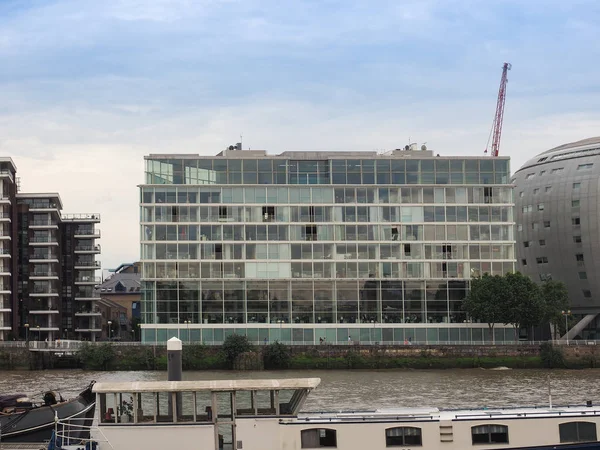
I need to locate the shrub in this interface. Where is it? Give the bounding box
[263,341,291,370]
[540,342,566,368]
[78,343,115,370]
[222,334,252,368]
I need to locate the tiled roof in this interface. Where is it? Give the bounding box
[95,272,141,294]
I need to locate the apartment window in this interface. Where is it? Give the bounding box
[522,205,533,213]
[385,427,422,447]
[539,273,552,282]
[539,239,546,246]
[545,186,552,192]
[525,173,535,179]
[574,236,582,243]
[572,217,581,226]
[532,222,539,230]
[577,163,593,170]
[517,224,523,232]
[559,422,597,443]
[536,257,548,264]
[579,272,588,280]
[533,188,539,195]
[583,290,592,298]
[537,203,544,211]
[572,200,580,208]
[523,241,530,248]
[544,221,551,228]
[540,170,546,175]
[519,191,524,198]
[576,254,584,262]
[551,167,564,174]
[472,425,509,445]
[301,429,337,448]
[573,182,581,190]
[521,259,527,266]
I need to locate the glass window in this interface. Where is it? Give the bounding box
[559,422,597,443]
[301,429,337,448]
[471,425,508,445]
[385,427,422,447]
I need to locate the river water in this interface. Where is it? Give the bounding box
[1,369,599,410]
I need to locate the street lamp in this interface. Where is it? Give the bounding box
[561,310,572,345]
[184,320,191,344]
[24,323,29,345]
[107,320,112,341]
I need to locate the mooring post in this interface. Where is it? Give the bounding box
[167,337,183,419]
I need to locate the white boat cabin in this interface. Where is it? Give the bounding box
[91,378,600,450]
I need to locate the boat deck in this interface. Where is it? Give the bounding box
[0,444,47,450]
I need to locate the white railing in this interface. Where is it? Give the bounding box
[52,416,113,450]
[61,213,101,221]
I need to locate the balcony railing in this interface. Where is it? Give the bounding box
[32,288,59,294]
[75,245,101,252]
[31,220,58,226]
[0,249,11,255]
[31,254,58,260]
[0,196,10,202]
[0,170,14,181]
[31,271,58,277]
[31,237,57,243]
[0,213,10,219]
[74,229,101,237]
[75,276,101,284]
[61,213,100,221]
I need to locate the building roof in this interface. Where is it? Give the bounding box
[96,272,141,294]
[93,378,321,394]
[16,192,63,209]
[516,136,600,172]
[539,136,600,155]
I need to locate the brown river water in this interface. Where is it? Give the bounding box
[0,369,599,411]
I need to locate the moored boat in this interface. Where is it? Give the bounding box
[0,381,96,443]
[63,378,600,450]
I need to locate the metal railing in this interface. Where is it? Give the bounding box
[31,271,59,277]
[61,213,100,221]
[75,276,102,283]
[75,260,101,268]
[74,229,101,237]
[31,220,58,226]
[75,244,101,252]
[31,236,57,243]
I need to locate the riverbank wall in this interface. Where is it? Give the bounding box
[2,343,600,371]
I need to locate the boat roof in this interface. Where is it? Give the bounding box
[93,378,321,394]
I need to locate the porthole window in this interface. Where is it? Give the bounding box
[471,424,508,445]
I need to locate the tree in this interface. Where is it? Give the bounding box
[541,280,570,339]
[263,341,291,370]
[463,274,511,342]
[504,272,544,339]
[222,334,252,368]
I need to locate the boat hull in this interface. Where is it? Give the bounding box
[0,383,95,443]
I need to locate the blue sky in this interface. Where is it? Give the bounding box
[1,0,599,268]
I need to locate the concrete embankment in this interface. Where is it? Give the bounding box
[1,343,599,370]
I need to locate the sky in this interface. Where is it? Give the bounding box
[1,0,600,270]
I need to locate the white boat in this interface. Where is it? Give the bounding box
[50,378,600,450]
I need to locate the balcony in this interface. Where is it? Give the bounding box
[0,196,10,205]
[75,328,102,333]
[74,229,101,239]
[75,310,102,317]
[30,254,59,263]
[74,292,97,300]
[29,236,59,246]
[75,276,101,285]
[30,287,59,297]
[0,287,11,294]
[0,249,11,258]
[74,245,101,254]
[29,203,60,213]
[30,220,59,229]
[0,170,14,182]
[61,213,100,223]
[0,302,11,313]
[74,260,101,270]
[29,271,59,280]
[0,266,10,276]
[29,309,59,315]
[0,213,10,222]
[0,232,11,240]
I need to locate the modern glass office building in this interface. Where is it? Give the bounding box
[139,146,516,344]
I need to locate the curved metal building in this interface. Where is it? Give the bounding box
[514,137,600,338]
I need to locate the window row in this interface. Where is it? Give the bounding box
[142,224,513,244]
[146,158,510,186]
[141,186,513,205]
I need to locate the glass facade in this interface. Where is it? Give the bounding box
[140,151,516,344]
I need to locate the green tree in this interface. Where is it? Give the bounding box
[263,341,291,370]
[463,274,510,342]
[505,272,544,339]
[222,334,252,368]
[78,343,115,370]
[541,280,570,339]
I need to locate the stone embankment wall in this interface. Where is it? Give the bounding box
[0,343,598,370]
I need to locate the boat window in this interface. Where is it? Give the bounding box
[254,390,276,415]
[195,391,213,422]
[278,389,295,416]
[385,427,422,447]
[235,390,255,416]
[135,392,156,423]
[216,392,233,421]
[559,422,597,443]
[177,392,195,423]
[471,425,508,444]
[99,393,134,424]
[301,428,337,448]
[157,392,173,422]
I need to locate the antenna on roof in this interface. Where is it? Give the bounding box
[240,134,243,150]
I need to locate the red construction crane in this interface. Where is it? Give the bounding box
[484,62,512,157]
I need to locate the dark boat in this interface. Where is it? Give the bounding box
[0,381,95,443]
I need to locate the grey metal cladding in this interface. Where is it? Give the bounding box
[514,137,600,313]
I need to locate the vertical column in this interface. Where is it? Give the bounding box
[167,337,182,418]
